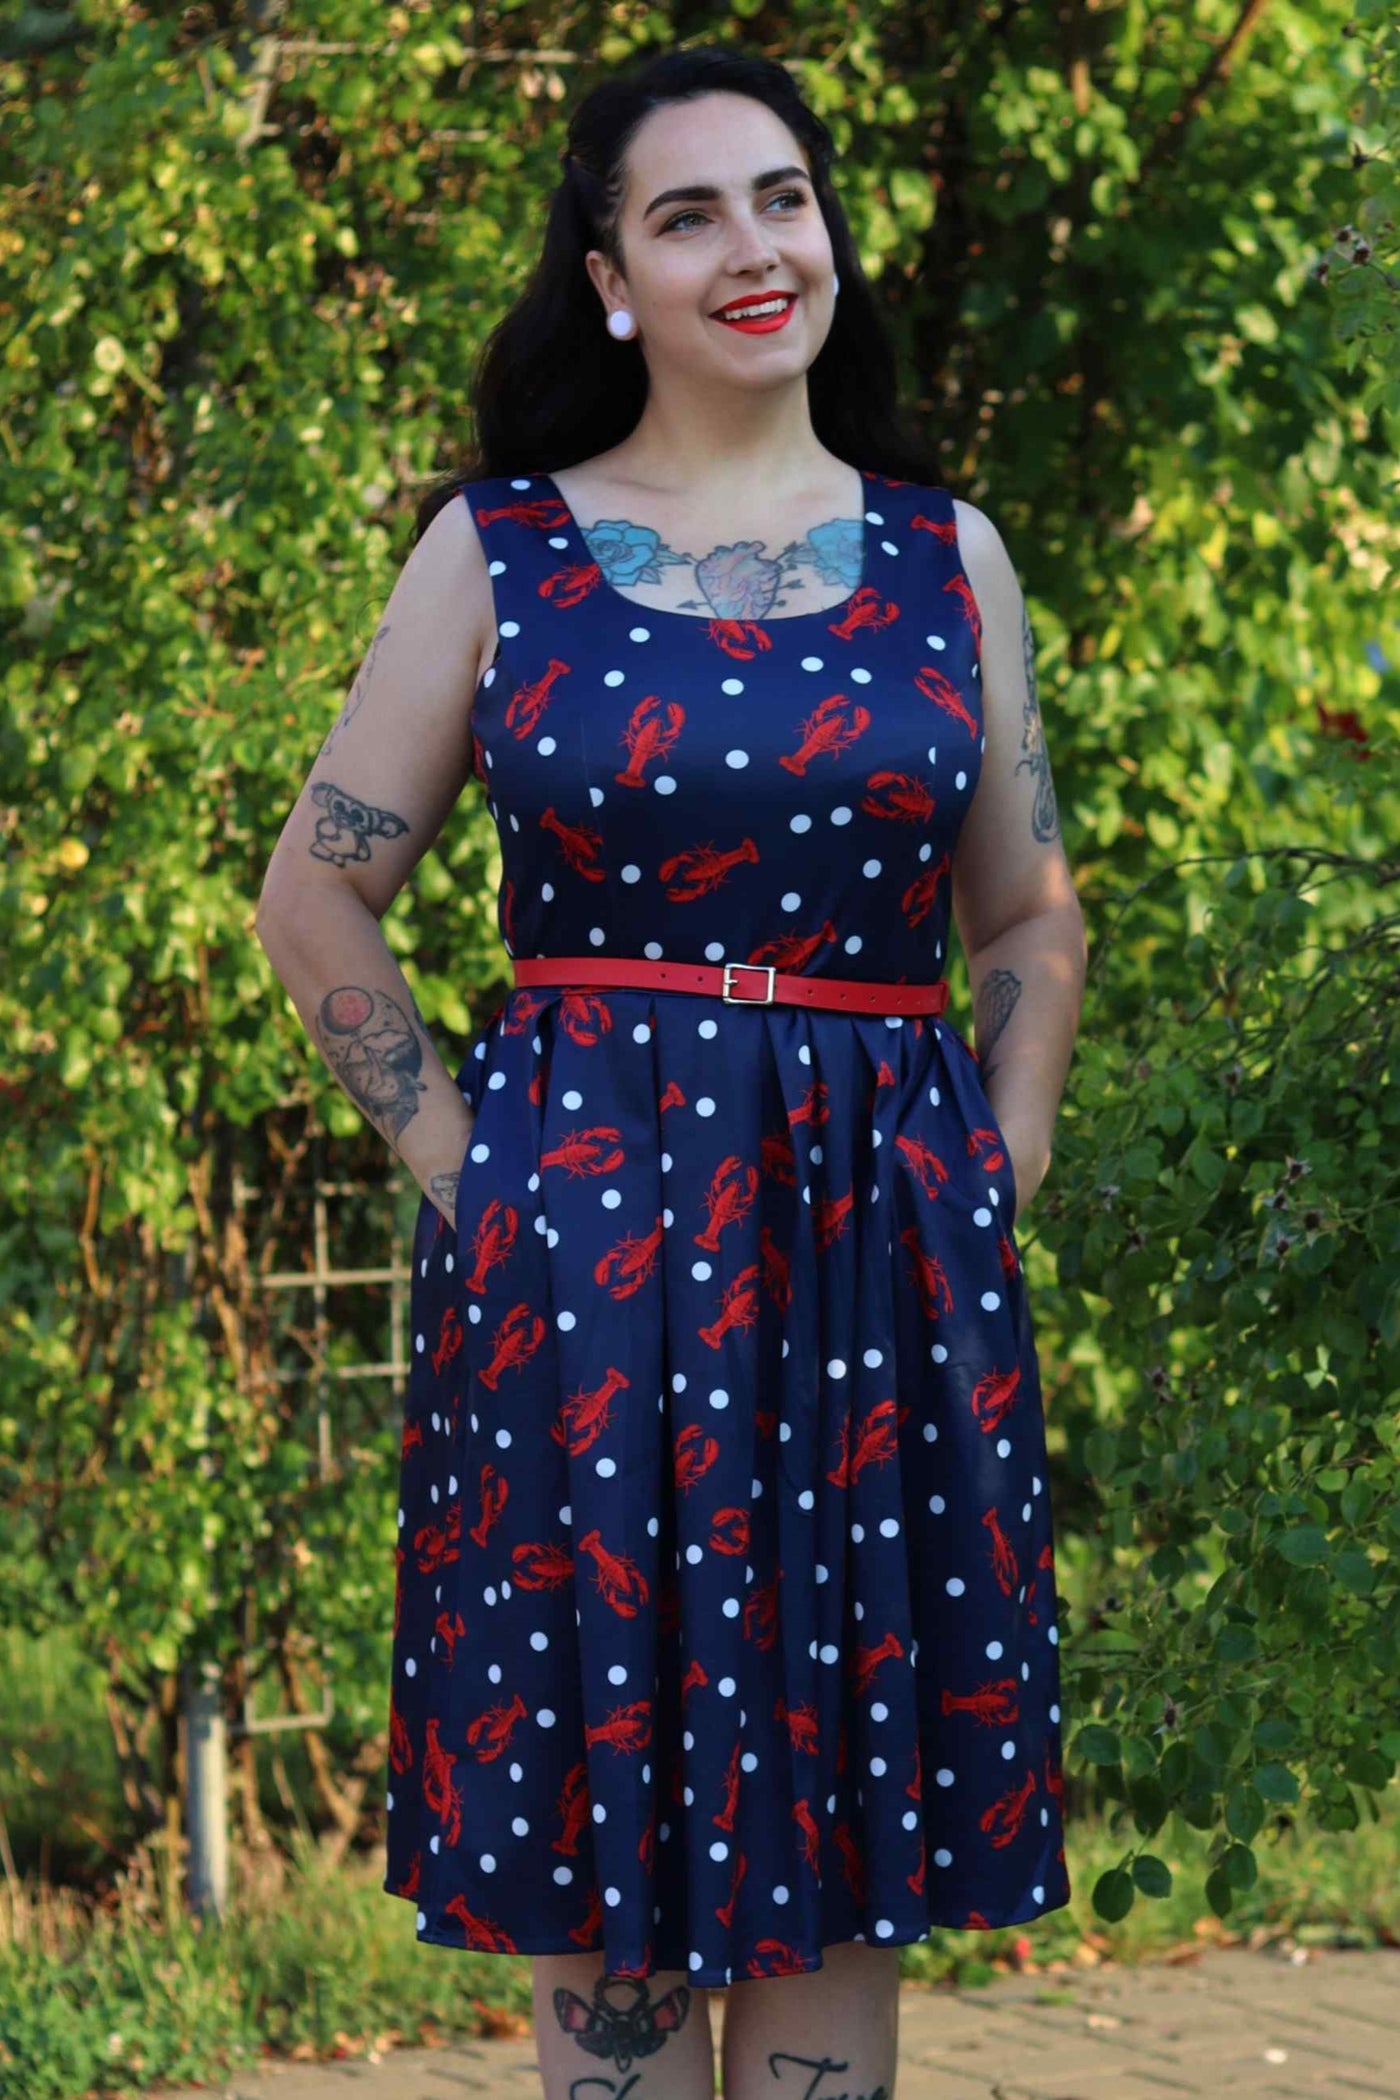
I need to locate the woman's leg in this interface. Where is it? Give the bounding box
[719,1940,900,2100]
[531,1950,717,2099]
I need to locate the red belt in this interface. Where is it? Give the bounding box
[511,954,950,1016]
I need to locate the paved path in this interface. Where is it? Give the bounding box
[154,1945,1399,2098]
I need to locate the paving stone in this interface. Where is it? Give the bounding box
[148,1947,1400,2100]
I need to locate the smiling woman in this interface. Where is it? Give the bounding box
[256,39,1086,2100]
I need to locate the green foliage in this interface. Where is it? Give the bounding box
[0,0,1396,1939]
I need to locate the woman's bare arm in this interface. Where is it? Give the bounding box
[950,499,1088,1219]
[254,490,496,1225]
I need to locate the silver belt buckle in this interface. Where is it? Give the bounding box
[721,962,777,1005]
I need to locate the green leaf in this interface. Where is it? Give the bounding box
[1076,1725,1123,1766]
[1131,1853,1173,1897]
[1225,1782,1265,1841]
[1275,1525,1331,1567]
[1092,1869,1136,1922]
[1252,1762,1300,1804]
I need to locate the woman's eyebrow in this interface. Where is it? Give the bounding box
[642,165,810,221]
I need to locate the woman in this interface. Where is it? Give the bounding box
[257,43,1087,2100]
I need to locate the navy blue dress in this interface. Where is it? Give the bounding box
[383,468,1071,1986]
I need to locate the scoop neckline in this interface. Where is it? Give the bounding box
[534,465,873,626]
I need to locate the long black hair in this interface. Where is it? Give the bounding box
[412,44,946,546]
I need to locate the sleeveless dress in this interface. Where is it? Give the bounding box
[382,467,1072,1986]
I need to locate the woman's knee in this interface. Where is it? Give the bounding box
[530,1951,715,2099]
[719,1940,900,2100]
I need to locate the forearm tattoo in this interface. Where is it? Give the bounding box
[553,1973,693,2094]
[975,967,1021,1089]
[428,1164,461,1216]
[313,984,427,1143]
[318,620,391,759]
[308,780,409,867]
[1015,604,1061,844]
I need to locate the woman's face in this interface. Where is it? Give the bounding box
[586,91,837,388]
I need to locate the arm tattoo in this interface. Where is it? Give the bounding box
[313,984,426,1143]
[318,620,391,759]
[975,966,1021,1089]
[553,1973,693,2092]
[1015,604,1061,844]
[428,1167,461,1217]
[580,511,863,621]
[308,780,409,867]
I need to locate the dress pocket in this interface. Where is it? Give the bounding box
[943,1023,1018,1231]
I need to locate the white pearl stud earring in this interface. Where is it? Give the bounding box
[833,271,840,295]
[607,308,636,339]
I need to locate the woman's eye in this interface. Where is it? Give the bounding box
[661,191,805,234]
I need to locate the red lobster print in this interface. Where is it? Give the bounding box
[468,1462,508,1548]
[848,1397,901,1484]
[709,1505,750,1556]
[813,1183,856,1251]
[463,1197,518,1295]
[433,1606,467,1665]
[751,921,839,975]
[658,836,759,902]
[827,583,900,642]
[616,693,685,785]
[969,1125,1007,1174]
[576,1527,650,1618]
[969,1364,1022,1434]
[944,569,983,653]
[761,1129,797,1184]
[556,990,617,1046]
[388,1847,421,1898]
[540,805,607,882]
[778,692,871,776]
[551,1366,630,1457]
[909,506,957,547]
[982,1505,1019,1595]
[849,1628,905,1696]
[775,1698,819,1756]
[744,1571,782,1649]
[674,1421,720,1492]
[901,1227,954,1319]
[553,1760,591,1855]
[792,1797,822,1871]
[431,1302,464,1377]
[569,1885,605,1951]
[585,1699,653,1752]
[862,770,936,825]
[902,852,951,928]
[512,1537,575,1590]
[465,1689,528,1761]
[980,1768,1037,1849]
[832,1821,867,1906]
[915,661,979,740]
[699,1263,762,1348]
[479,1300,547,1390]
[895,1132,950,1201]
[787,1078,832,1132]
[503,656,569,740]
[422,1716,463,1846]
[743,1939,812,1978]
[940,1678,1020,1727]
[1000,1231,1020,1279]
[694,1154,759,1250]
[714,1739,743,1832]
[442,1893,519,1954]
[401,1419,423,1458]
[702,618,777,661]
[715,1848,747,1928]
[541,1124,626,1178]
[388,1692,413,1775]
[594,1215,665,1298]
[759,1224,793,1309]
[681,1657,710,1702]
[414,1500,462,1576]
